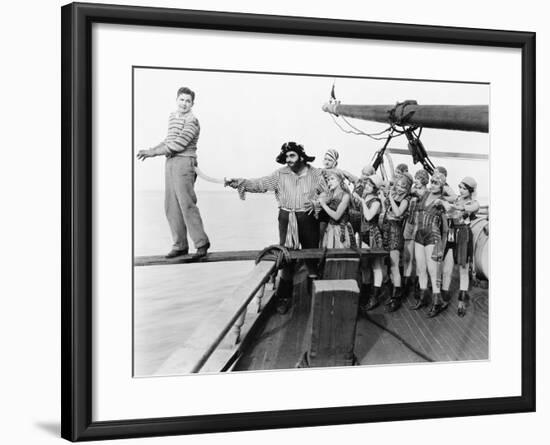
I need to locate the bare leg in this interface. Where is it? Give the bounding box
[372,258,383,287]
[457,265,470,316]
[389,250,401,287]
[425,244,441,294]
[318,221,328,247]
[410,243,428,310]
[459,265,469,290]
[442,249,454,291]
[414,242,428,290]
[402,240,415,278]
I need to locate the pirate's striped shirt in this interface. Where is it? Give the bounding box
[238,165,327,210]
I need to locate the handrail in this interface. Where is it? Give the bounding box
[189,261,276,373]
[143,248,389,374]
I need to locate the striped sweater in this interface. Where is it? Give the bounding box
[152,111,200,157]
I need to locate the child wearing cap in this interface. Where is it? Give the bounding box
[440,176,480,317]
[353,175,384,314]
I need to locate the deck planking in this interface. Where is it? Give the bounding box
[233,266,488,371]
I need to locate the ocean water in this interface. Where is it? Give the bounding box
[134,190,280,376]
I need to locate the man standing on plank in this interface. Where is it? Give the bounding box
[225,141,327,314]
[137,87,210,259]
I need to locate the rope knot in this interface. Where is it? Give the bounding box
[388,100,418,126]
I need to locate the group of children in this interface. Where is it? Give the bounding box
[316,149,480,319]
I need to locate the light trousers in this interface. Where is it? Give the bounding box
[165,156,209,251]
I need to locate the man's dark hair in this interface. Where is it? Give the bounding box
[177,87,195,102]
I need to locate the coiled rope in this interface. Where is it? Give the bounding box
[255,245,291,270]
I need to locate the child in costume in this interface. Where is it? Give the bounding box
[380,173,413,312]
[410,172,449,318]
[353,174,384,314]
[440,176,480,317]
[402,169,430,302]
[318,169,356,249]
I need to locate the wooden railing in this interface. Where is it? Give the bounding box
[135,248,387,266]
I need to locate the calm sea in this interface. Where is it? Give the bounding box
[134,190,280,376]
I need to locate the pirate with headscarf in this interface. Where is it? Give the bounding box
[225,142,327,314]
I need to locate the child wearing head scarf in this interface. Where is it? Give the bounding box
[322,148,339,169]
[440,176,480,317]
[380,173,413,312]
[318,169,356,248]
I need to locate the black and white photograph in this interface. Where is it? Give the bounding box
[133,67,490,377]
[2,0,546,443]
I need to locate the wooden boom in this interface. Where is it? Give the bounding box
[135,248,387,267]
[322,102,489,133]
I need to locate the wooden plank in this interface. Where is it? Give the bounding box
[425,316,454,362]
[402,303,440,360]
[233,266,488,371]
[446,311,484,360]
[355,316,426,365]
[135,248,387,267]
[429,308,463,361]
[234,265,313,370]
[323,258,360,281]
[154,261,276,374]
[301,280,360,367]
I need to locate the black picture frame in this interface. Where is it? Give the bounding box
[61,2,536,441]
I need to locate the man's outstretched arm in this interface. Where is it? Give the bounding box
[225,171,279,197]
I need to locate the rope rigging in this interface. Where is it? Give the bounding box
[328,84,437,176]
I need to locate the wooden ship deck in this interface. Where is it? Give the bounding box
[233,264,488,371]
[136,248,489,375]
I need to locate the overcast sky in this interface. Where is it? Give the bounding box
[134,67,489,200]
